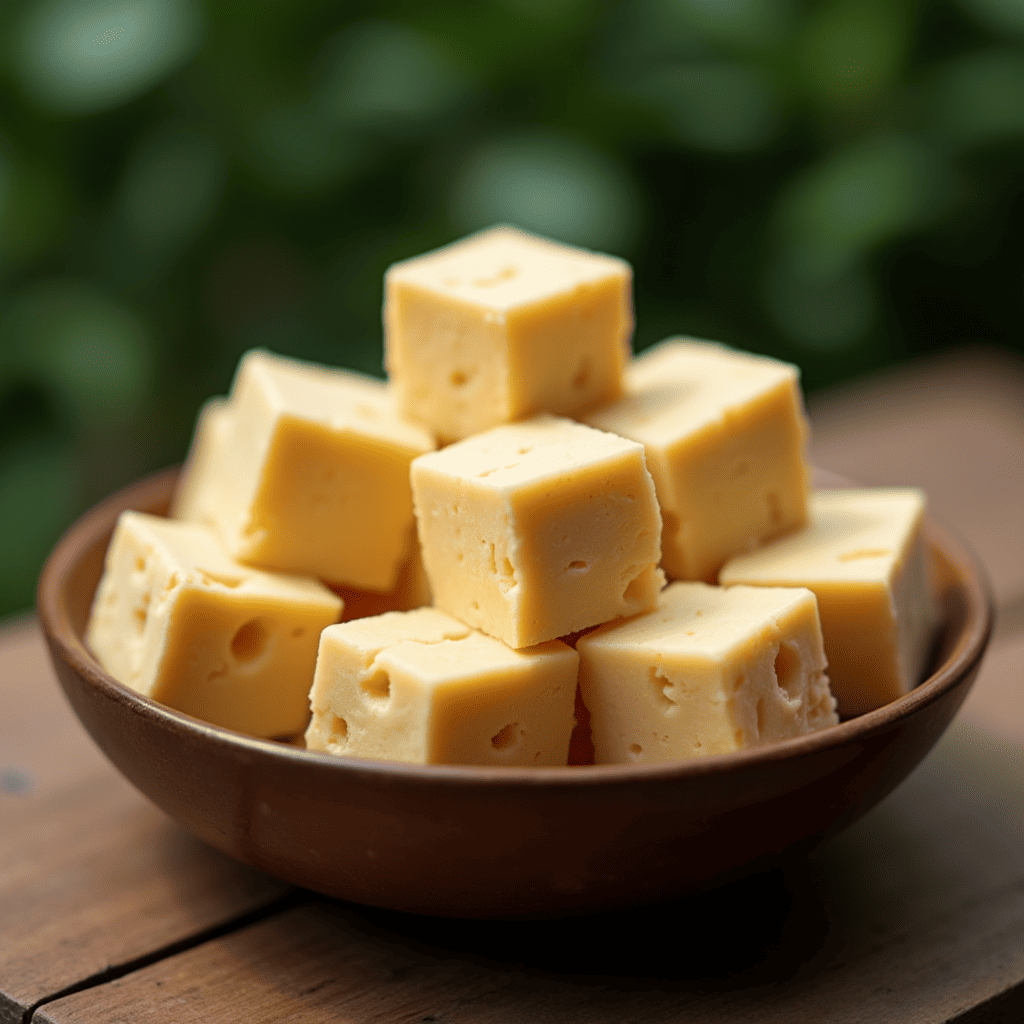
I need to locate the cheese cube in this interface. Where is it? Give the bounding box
[583,338,810,582]
[305,608,579,766]
[384,226,633,442]
[719,489,938,717]
[86,511,342,738]
[332,535,433,622]
[411,415,664,649]
[175,349,436,592]
[577,582,837,764]
[170,396,233,526]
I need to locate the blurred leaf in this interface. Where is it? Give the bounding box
[775,135,947,267]
[1,281,155,428]
[661,0,793,50]
[493,0,594,22]
[0,436,75,616]
[954,0,1024,38]
[108,128,223,278]
[799,0,909,110]
[924,49,1024,148]
[318,21,473,137]
[450,129,640,253]
[767,248,875,350]
[246,102,365,196]
[639,61,780,152]
[12,0,205,116]
[0,140,69,276]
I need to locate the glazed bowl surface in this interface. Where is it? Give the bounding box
[37,468,993,917]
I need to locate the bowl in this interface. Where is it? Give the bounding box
[37,467,994,918]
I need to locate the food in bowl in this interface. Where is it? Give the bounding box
[83,225,939,765]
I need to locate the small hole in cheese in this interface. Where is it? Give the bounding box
[567,560,587,572]
[450,370,468,387]
[622,570,649,605]
[328,715,348,745]
[231,619,268,663]
[491,723,519,750]
[135,556,146,573]
[651,668,676,711]
[774,642,802,700]
[628,743,642,758]
[361,669,391,702]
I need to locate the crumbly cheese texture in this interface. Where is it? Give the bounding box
[384,226,633,442]
[411,415,664,649]
[719,489,938,717]
[583,338,810,582]
[305,607,579,766]
[577,582,837,764]
[173,349,436,592]
[86,511,342,738]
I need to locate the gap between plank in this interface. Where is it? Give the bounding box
[22,889,305,1024]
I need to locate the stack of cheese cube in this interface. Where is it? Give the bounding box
[86,226,938,767]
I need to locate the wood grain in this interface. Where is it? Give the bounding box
[0,620,289,1024]
[34,716,1024,1023]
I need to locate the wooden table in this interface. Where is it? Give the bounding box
[2,346,1022,1023]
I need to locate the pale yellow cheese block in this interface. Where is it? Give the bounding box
[331,527,433,622]
[577,581,837,764]
[384,225,633,442]
[305,608,579,766]
[170,396,232,526]
[86,511,342,738]
[719,489,938,717]
[174,349,436,592]
[411,414,664,649]
[583,338,810,583]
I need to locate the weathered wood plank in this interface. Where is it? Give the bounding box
[0,620,289,1024]
[808,345,1024,610]
[34,713,1024,1024]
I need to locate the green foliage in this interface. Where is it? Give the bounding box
[0,0,1021,615]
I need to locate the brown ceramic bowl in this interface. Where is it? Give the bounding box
[38,467,993,918]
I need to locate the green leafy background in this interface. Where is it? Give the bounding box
[1,0,1021,616]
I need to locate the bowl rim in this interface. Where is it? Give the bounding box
[37,465,996,791]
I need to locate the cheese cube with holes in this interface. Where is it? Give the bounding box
[174,349,436,592]
[577,582,837,764]
[384,226,633,443]
[583,338,810,583]
[410,415,664,649]
[305,608,579,766]
[86,511,342,738]
[719,489,938,717]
